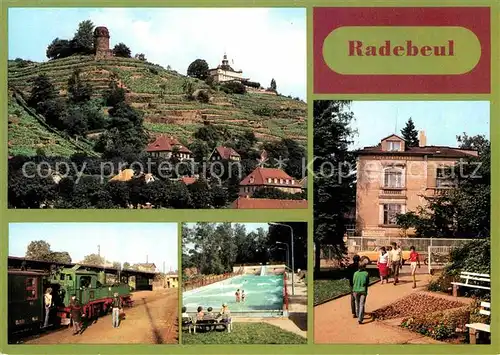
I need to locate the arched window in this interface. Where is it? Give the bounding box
[383,167,403,188]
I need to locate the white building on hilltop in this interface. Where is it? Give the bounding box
[208,53,250,83]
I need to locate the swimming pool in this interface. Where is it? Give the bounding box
[183,274,285,317]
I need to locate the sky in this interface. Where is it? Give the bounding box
[9,223,178,272]
[349,101,490,149]
[8,8,307,100]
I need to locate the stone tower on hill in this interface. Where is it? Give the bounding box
[93,26,113,59]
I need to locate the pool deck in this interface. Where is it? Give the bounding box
[261,274,308,338]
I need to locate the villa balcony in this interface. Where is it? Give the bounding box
[379,187,406,199]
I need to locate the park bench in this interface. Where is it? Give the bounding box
[450,272,490,297]
[181,316,195,334]
[465,302,491,344]
[191,317,233,333]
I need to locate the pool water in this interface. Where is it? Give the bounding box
[183,274,284,316]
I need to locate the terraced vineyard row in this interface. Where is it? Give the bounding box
[8,55,307,152]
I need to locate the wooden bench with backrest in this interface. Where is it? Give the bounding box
[181,316,195,333]
[450,271,490,297]
[465,302,490,344]
[192,315,233,333]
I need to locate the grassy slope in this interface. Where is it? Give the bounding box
[8,93,87,157]
[8,56,307,149]
[182,322,306,344]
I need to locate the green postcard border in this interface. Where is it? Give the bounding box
[1,0,499,354]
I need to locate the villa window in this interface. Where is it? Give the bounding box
[383,204,402,225]
[384,168,403,188]
[387,141,401,152]
[274,178,278,183]
[436,167,457,188]
[267,178,272,183]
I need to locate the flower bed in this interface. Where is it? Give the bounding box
[372,293,464,321]
[400,306,470,341]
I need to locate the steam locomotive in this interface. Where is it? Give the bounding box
[8,264,134,335]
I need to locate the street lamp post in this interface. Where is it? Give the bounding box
[269,223,295,296]
[276,241,290,270]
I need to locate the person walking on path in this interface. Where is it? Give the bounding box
[389,242,402,285]
[409,246,421,288]
[377,247,389,284]
[111,292,122,328]
[352,261,370,324]
[43,288,53,328]
[69,295,83,335]
[347,255,361,318]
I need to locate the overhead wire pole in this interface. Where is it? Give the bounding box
[269,223,295,295]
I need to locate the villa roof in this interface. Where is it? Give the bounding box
[239,167,299,187]
[230,197,308,209]
[357,145,479,158]
[213,146,240,159]
[179,176,197,185]
[146,135,192,153]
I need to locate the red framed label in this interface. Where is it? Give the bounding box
[313,7,490,94]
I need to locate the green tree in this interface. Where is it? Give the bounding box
[83,253,106,266]
[63,106,89,136]
[270,78,277,92]
[123,262,131,269]
[400,117,419,148]
[25,240,52,260]
[46,38,73,60]
[396,134,490,238]
[49,251,72,264]
[68,68,93,103]
[113,43,132,58]
[188,178,212,208]
[252,187,305,200]
[134,53,146,61]
[187,59,209,80]
[72,20,95,53]
[112,261,121,270]
[263,138,306,179]
[105,80,126,107]
[28,74,57,107]
[313,101,357,273]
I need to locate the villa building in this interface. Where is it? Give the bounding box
[209,146,241,161]
[239,167,303,196]
[145,135,192,160]
[208,53,249,83]
[355,132,478,237]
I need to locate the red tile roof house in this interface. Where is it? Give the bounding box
[209,146,241,161]
[239,167,303,196]
[145,135,192,160]
[231,196,308,209]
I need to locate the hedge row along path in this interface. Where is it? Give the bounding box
[314,268,443,344]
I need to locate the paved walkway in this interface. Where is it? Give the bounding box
[314,272,441,344]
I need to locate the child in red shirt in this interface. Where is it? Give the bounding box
[409,246,421,288]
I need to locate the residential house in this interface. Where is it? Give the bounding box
[146,135,192,160]
[208,53,249,83]
[209,146,241,161]
[239,167,303,196]
[355,131,478,237]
